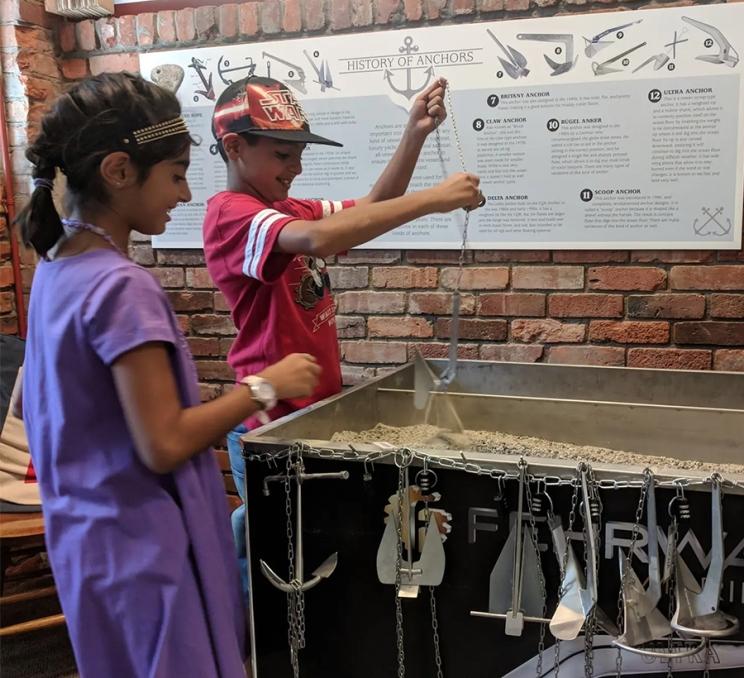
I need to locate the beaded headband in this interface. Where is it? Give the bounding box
[123,116,189,146]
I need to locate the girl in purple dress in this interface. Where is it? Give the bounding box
[14,72,320,677]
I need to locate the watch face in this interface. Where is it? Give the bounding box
[255,380,273,400]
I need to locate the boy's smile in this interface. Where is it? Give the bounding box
[227,135,306,204]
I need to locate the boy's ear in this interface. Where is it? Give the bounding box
[220,133,243,160]
[99,151,138,189]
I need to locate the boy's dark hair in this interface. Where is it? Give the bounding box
[15,72,194,257]
[215,131,259,163]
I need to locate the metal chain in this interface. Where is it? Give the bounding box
[284,448,304,678]
[615,469,652,678]
[525,478,548,678]
[665,513,678,678]
[584,467,603,678]
[394,455,408,678]
[248,443,732,493]
[703,638,711,678]
[429,586,444,678]
[553,473,581,678]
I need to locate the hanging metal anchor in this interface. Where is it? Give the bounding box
[549,465,618,640]
[681,16,739,68]
[261,52,307,93]
[670,476,740,638]
[614,473,676,652]
[260,459,349,593]
[470,459,547,636]
[376,455,450,598]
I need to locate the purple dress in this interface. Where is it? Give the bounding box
[22,250,246,677]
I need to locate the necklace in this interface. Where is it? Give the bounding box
[61,218,128,258]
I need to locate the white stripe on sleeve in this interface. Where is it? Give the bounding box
[243,209,283,278]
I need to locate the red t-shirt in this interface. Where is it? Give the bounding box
[202,191,354,428]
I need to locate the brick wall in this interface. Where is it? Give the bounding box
[9,0,744,392]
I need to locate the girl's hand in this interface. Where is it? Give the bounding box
[407,77,448,138]
[428,172,483,213]
[257,353,322,400]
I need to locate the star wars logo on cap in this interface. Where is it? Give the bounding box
[258,88,308,129]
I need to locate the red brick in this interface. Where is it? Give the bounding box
[200,383,223,401]
[479,293,545,317]
[283,0,302,31]
[191,314,236,336]
[129,244,155,266]
[553,250,628,264]
[372,266,437,288]
[58,20,76,52]
[718,250,744,263]
[75,20,96,51]
[475,250,549,263]
[478,0,505,9]
[261,0,281,33]
[407,342,479,360]
[336,291,405,314]
[547,346,625,366]
[187,337,222,356]
[407,250,472,264]
[589,267,666,292]
[341,340,407,364]
[89,53,139,76]
[135,13,155,46]
[441,267,508,290]
[548,294,623,318]
[166,291,213,312]
[403,0,423,20]
[157,10,176,42]
[238,2,259,35]
[175,8,195,41]
[213,292,230,312]
[336,315,366,338]
[670,266,744,291]
[513,266,583,290]
[673,322,744,346]
[453,0,474,13]
[330,0,353,28]
[195,360,235,381]
[714,349,744,372]
[338,249,400,264]
[505,0,529,9]
[186,268,215,289]
[480,343,543,362]
[149,267,184,288]
[627,294,705,320]
[175,315,190,334]
[631,250,715,264]
[61,59,88,80]
[589,320,669,344]
[710,294,744,319]
[436,318,507,340]
[627,348,711,371]
[368,316,432,338]
[0,291,14,313]
[194,6,217,40]
[375,0,399,23]
[95,17,116,49]
[424,0,446,19]
[302,0,325,29]
[219,338,234,354]
[1,317,19,335]
[0,266,14,288]
[218,4,238,38]
[328,266,368,289]
[511,319,585,343]
[352,0,374,26]
[341,364,376,385]
[118,15,136,47]
[158,251,205,265]
[408,292,475,315]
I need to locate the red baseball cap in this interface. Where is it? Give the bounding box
[212,76,342,147]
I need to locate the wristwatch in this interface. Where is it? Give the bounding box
[240,375,277,425]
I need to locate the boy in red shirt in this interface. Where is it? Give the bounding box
[202,75,482,594]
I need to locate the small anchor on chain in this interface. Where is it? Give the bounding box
[260,458,349,592]
[188,57,215,102]
[384,36,434,100]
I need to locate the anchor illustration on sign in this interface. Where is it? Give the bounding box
[187,57,215,101]
[259,459,349,592]
[693,207,731,236]
[262,52,307,93]
[383,36,434,100]
[303,50,338,92]
[217,55,256,86]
